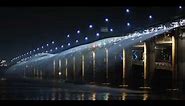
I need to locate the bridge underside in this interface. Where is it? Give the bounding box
[5,26,185,90]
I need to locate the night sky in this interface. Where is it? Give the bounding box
[0,7,185,61]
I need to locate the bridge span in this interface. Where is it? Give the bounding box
[5,18,185,90]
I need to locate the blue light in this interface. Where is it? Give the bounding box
[96,33,100,37]
[85,37,88,40]
[110,28,113,32]
[89,25,93,28]
[127,22,130,26]
[67,34,70,38]
[37,48,39,50]
[41,46,44,49]
[33,50,36,52]
[50,49,52,52]
[76,40,79,43]
[46,44,49,46]
[77,30,80,34]
[52,41,54,44]
[61,45,64,48]
[55,47,58,50]
[105,18,109,22]
[126,9,129,13]
[68,43,70,46]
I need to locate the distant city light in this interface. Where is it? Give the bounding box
[37,48,39,50]
[127,22,130,26]
[105,18,109,22]
[68,43,70,46]
[33,50,36,52]
[179,6,182,9]
[77,30,80,34]
[61,45,64,48]
[41,46,44,49]
[55,47,58,50]
[96,33,100,37]
[126,9,129,13]
[46,44,49,46]
[50,49,52,52]
[110,28,113,32]
[76,40,79,43]
[67,34,70,38]
[89,25,93,28]
[85,37,88,40]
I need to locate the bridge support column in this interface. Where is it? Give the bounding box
[105,48,109,84]
[92,51,96,83]
[81,55,85,81]
[122,48,132,87]
[65,58,68,80]
[172,35,177,89]
[58,59,62,80]
[177,31,185,91]
[120,48,132,87]
[143,40,155,88]
[53,60,56,80]
[73,56,76,81]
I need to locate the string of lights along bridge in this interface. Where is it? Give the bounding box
[11,6,184,64]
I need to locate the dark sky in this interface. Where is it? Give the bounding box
[0,7,185,61]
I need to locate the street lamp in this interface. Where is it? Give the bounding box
[127,22,130,26]
[105,18,109,22]
[96,33,100,37]
[126,9,129,13]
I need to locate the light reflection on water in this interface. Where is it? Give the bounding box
[0,82,185,100]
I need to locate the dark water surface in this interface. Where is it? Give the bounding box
[0,79,185,100]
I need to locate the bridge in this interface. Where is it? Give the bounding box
[5,17,185,90]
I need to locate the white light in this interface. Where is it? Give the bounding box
[77,30,80,34]
[110,28,113,32]
[61,45,64,48]
[67,34,70,38]
[58,72,62,75]
[52,41,54,44]
[127,22,130,26]
[96,33,100,36]
[37,48,39,50]
[50,49,52,52]
[46,44,49,46]
[179,6,182,9]
[55,47,58,50]
[33,50,35,52]
[68,43,70,46]
[85,37,88,40]
[41,46,44,49]
[149,15,152,19]
[126,9,129,13]
[89,25,93,28]
[76,40,79,43]
[105,18,109,22]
